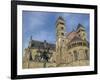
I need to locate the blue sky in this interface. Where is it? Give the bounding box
[22,11,90,49]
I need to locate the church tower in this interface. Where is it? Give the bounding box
[56,16,66,65]
[56,16,65,40]
[76,24,87,40]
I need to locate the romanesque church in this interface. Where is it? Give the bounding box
[23,16,89,68]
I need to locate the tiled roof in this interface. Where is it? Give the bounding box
[66,31,76,40]
[69,36,82,43]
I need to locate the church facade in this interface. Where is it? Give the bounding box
[23,16,89,68]
[55,16,89,66]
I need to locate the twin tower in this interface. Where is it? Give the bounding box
[55,16,88,66]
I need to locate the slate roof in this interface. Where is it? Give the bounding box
[76,23,85,30]
[30,40,55,50]
[58,16,64,21]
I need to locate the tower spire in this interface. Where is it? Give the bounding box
[30,35,32,41]
[29,35,32,48]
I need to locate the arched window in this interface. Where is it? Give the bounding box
[85,50,89,60]
[83,42,86,46]
[73,50,78,61]
[61,27,64,30]
[61,33,64,36]
[79,42,82,46]
[68,52,73,63]
[60,22,64,25]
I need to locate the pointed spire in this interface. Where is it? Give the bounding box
[56,16,65,27]
[76,23,84,30]
[58,16,64,21]
[30,35,32,41]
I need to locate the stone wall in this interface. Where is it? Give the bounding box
[23,61,56,69]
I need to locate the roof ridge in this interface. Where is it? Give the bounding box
[66,30,75,37]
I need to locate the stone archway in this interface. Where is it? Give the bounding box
[78,49,85,60]
[73,50,78,61]
[66,52,73,64]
